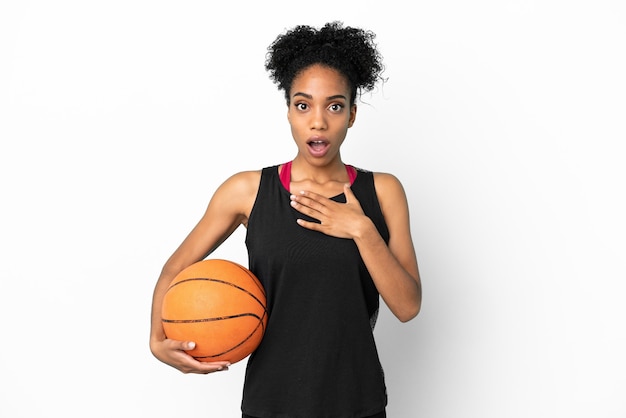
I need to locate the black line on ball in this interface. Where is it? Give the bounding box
[192,314,267,359]
[168,277,267,310]
[162,312,261,323]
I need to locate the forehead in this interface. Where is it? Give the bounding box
[290,65,350,97]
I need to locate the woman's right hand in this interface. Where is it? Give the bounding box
[150,337,231,374]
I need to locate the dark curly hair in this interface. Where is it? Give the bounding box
[265,21,385,105]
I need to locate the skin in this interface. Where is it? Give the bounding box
[149,64,422,375]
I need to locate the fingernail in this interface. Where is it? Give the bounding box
[188,342,195,349]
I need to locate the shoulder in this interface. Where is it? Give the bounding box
[352,168,407,202]
[353,167,402,188]
[215,164,281,198]
[373,172,406,197]
[371,172,410,217]
[209,170,262,217]
[221,170,262,192]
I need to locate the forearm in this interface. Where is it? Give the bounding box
[150,269,174,347]
[353,217,421,322]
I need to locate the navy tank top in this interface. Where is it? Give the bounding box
[242,165,389,418]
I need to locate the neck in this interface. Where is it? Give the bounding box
[290,156,347,184]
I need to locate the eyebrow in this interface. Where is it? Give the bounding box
[292,92,347,101]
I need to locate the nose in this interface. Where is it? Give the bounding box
[310,107,327,130]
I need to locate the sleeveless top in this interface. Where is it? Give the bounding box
[242,164,390,418]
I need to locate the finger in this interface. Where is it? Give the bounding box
[163,338,193,350]
[184,361,231,374]
[292,191,330,211]
[290,195,324,215]
[290,192,315,207]
[343,183,354,200]
[296,218,323,231]
[179,353,232,374]
[195,361,231,373]
[173,340,231,373]
[343,183,360,205]
[168,339,197,351]
[296,190,325,201]
[290,200,322,220]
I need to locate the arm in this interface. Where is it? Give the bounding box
[149,170,260,373]
[359,173,421,321]
[289,173,421,322]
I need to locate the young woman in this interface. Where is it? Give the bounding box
[150,21,422,418]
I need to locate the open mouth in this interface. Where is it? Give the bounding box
[308,140,329,150]
[307,139,330,157]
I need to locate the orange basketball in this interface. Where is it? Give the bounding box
[161,259,267,364]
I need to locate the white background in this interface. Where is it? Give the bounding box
[1,1,625,417]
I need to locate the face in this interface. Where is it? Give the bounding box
[287,64,357,167]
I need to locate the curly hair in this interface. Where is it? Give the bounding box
[265,21,385,105]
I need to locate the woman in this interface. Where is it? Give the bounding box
[150,21,422,418]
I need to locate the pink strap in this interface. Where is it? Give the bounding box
[280,161,356,191]
[346,165,357,184]
[279,161,292,190]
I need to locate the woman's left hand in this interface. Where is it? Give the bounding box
[290,184,370,239]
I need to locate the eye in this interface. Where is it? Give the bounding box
[295,102,308,111]
[329,103,344,112]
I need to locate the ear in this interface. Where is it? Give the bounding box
[348,104,357,128]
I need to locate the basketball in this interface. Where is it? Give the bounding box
[161,259,267,364]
